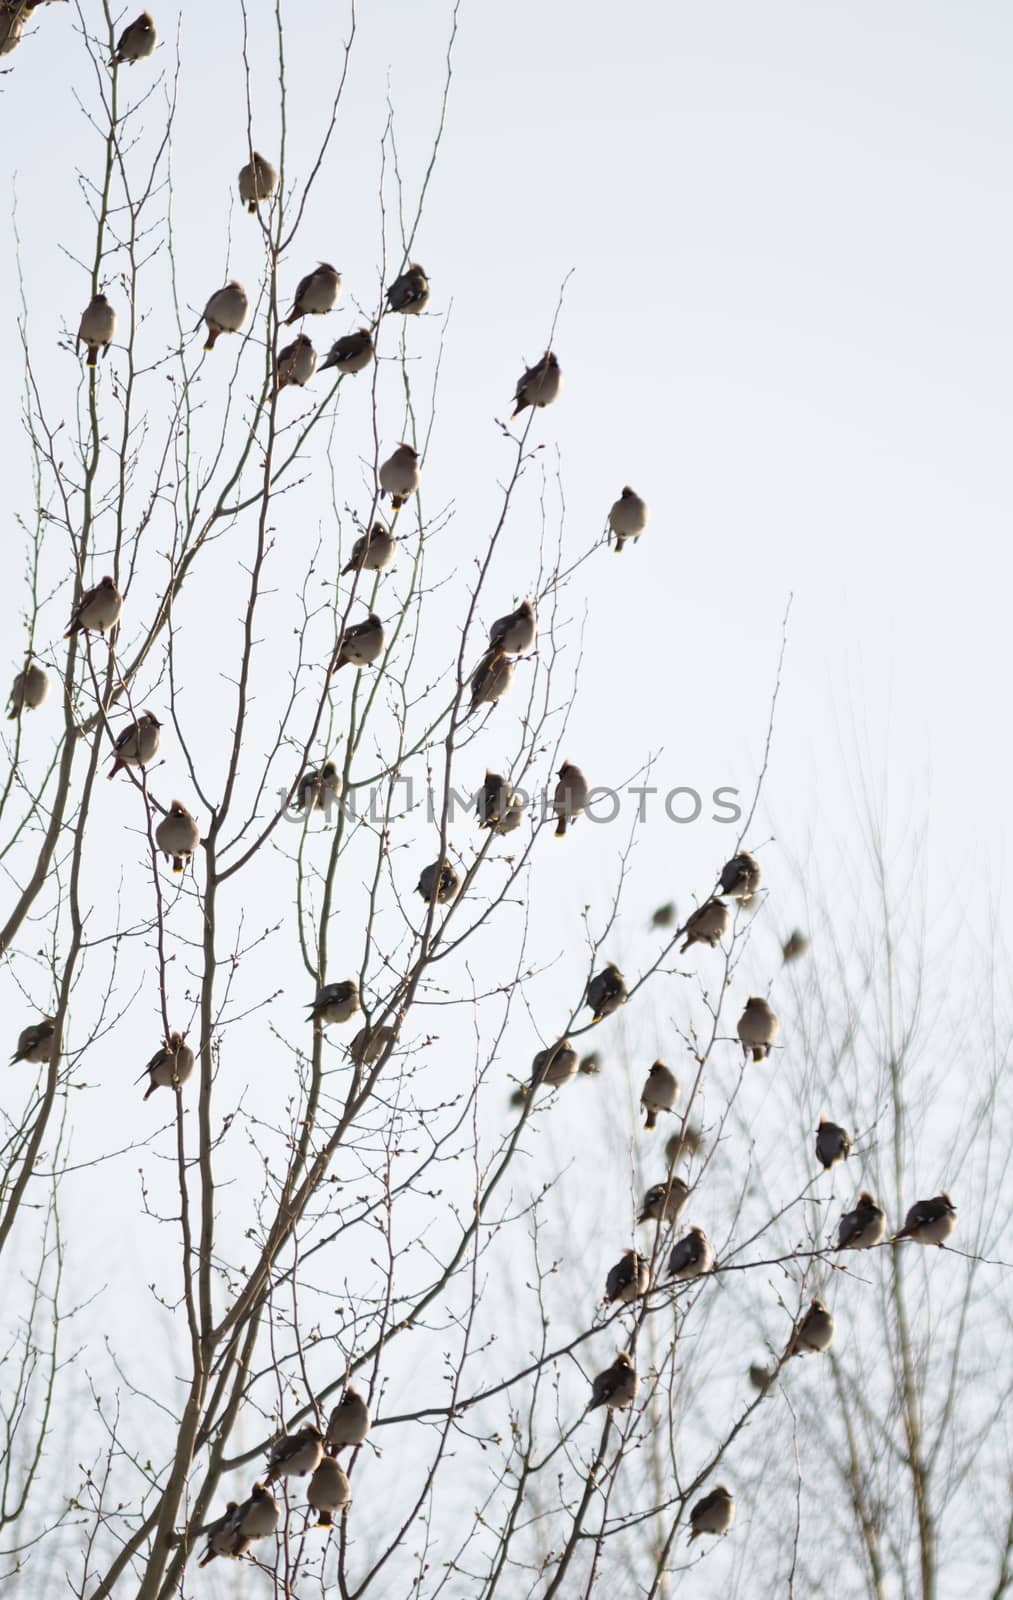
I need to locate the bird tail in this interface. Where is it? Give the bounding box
[87,345,99,368]
[8,708,18,722]
[890,1227,913,1244]
[752,1046,767,1063]
[511,401,527,420]
[687,1529,700,1545]
[247,200,257,214]
[107,762,122,780]
[555,816,566,838]
[615,537,625,554]
[391,494,405,510]
[316,1513,333,1529]
[197,1552,216,1569]
[143,1081,156,1101]
[644,1108,657,1131]
[203,326,220,352]
[283,311,298,326]
[172,856,184,873]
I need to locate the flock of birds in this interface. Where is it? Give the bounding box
[3,2,959,1570]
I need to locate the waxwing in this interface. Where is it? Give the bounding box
[640,1060,679,1130]
[320,327,374,376]
[200,282,248,351]
[638,1175,689,1226]
[687,1485,734,1543]
[8,661,49,719]
[198,1483,279,1564]
[603,1249,649,1306]
[651,902,676,929]
[488,599,536,655]
[348,1023,396,1064]
[782,929,809,963]
[77,293,116,366]
[296,762,342,814]
[511,351,562,418]
[553,762,588,838]
[468,648,514,713]
[0,7,25,54]
[309,981,360,1027]
[307,1458,349,1527]
[719,851,761,901]
[332,614,385,671]
[417,858,459,905]
[326,1386,371,1451]
[378,443,420,509]
[608,486,648,553]
[680,899,729,953]
[341,523,395,577]
[284,263,341,324]
[476,771,513,829]
[275,333,317,390]
[586,963,627,1022]
[892,1193,957,1246]
[530,1039,578,1090]
[238,151,278,213]
[11,1017,55,1066]
[578,1052,601,1075]
[736,997,779,1061]
[668,1226,714,1281]
[65,574,122,637]
[110,11,154,66]
[142,1032,194,1100]
[265,1424,325,1483]
[385,263,429,315]
[815,1116,851,1171]
[787,1297,835,1357]
[836,1192,887,1251]
[107,710,160,779]
[665,1125,703,1166]
[588,1350,639,1412]
[155,800,199,872]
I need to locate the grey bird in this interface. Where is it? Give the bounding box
[417,858,460,905]
[198,1501,242,1567]
[265,1424,325,1483]
[199,1483,279,1564]
[488,599,536,655]
[511,351,562,418]
[200,281,248,351]
[77,293,116,367]
[320,327,374,376]
[891,1193,957,1247]
[530,1039,578,1091]
[782,928,809,963]
[307,1458,350,1527]
[309,981,360,1027]
[326,1385,372,1451]
[378,443,420,509]
[284,263,341,325]
[640,1060,679,1130]
[586,963,627,1022]
[668,1226,714,1281]
[608,486,649,553]
[553,762,589,838]
[385,263,429,315]
[332,614,385,671]
[341,523,395,576]
[638,1175,689,1226]
[275,333,317,391]
[64,574,122,637]
[736,996,779,1061]
[719,851,761,901]
[296,762,342,814]
[588,1350,639,1412]
[815,1115,851,1171]
[665,1125,703,1166]
[687,1485,735,1543]
[155,800,199,872]
[107,710,160,779]
[11,1017,56,1066]
[110,10,155,65]
[476,771,513,830]
[142,1032,194,1100]
[238,151,278,213]
[651,901,676,928]
[787,1297,835,1357]
[348,1023,395,1064]
[680,899,729,953]
[603,1249,649,1306]
[836,1192,887,1251]
[468,647,514,713]
[8,661,49,720]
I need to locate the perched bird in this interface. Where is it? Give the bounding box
[155,800,199,872]
[0,7,25,55]
[77,293,116,367]
[348,1023,395,1064]
[687,1485,735,1544]
[110,11,155,65]
[736,996,779,1061]
[265,1424,325,1483]
[494,798,525,835]
[417,858,460,905]
[284,263,341,324]
[296,762,342,814]
[309,981,360,1027]
[608,486,648,554]
[200,282,248,352]
[638,1175,689,1226]
[603,1249,649,1306]
[588,1350,639,1412]
[65,574,122,637]
[836,1192,887,1251]
[815,1115,851,1171]
[719,851,762,901]
[489,599,536,655]
[651,902,676,929]
[307,1458,350,1527]
[8,661,49,720]
[476,771,513,830]
[11,1017,56,1066]
[326,1386,371,1452]
[378,443,420,509]
[641,1061,679,1130]
[748,1362,773,1393]
[530,1039,578,1091]
[238,151,278,214]
[578,1052,601,1075]
[320,327,374,376]
[511,351,562,418]
[787,1297,835,1357]
[892,1193,957,1247]
[468,648,514,714]
[198,1483,279,1565]
[332,614,385,671]
[680,899,729,953]
[665,1125,703,1166]
[275,334,317,391]
[142,1032,194,1100]
[341,523,395,577]
[107,710,160,779]
[385,263,429,315]
[586,963,628,1022]
[553,762,589,838]
[782,929,810,963]
[668,1226,714,1281]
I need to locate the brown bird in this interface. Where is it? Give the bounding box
[341,523,395,577]
[64,574,122,637]
[275,333,317,391]
[8,660,49,720]
[736,996,779,1061]
[588,1350,639,1412]
[378,443,420,509]
[348,1023,396,1064]
[687,1485,735,1543]
[309,981,360,1027]
[530,1039,578,1091]
[608,486,649,553]
[320,327,374,376]
[284,263,341,325]
[238,151,278,213]
[332,614,385,671]
[296,762,342,814]
[719,851,761,901]
[11,1017,56,1066]
[640,1060,679,1130]
[638,1175,689,1226]
[667,1226,714,1281]
[786,1297,835,1357]
[416,858,460,906]
[110,11,155,66]
[197,1483,279,1565]
[141,1033,195,1100]
[586,963,627,1021]
[265,1424,325,1483]
[782,928,809,963]
[325,1386,372,1452]
[815,1115,851,1171]
[154,800,199,872]
[385,263,429,315]
[665,1125,703,1166]
[199,281,248,351]
[553,761,589,838]
[680,899,729,953]
[468,647,514,714]
[307,1458,350,1528]
[488,599,536,655]
[511,351,562,418]
[651,901,676,929]
[603,1249,649,1306]
[77,293,117,367]
[106,710,160,779]
[836,1192,887,1251]
[891,1193,957,1247]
